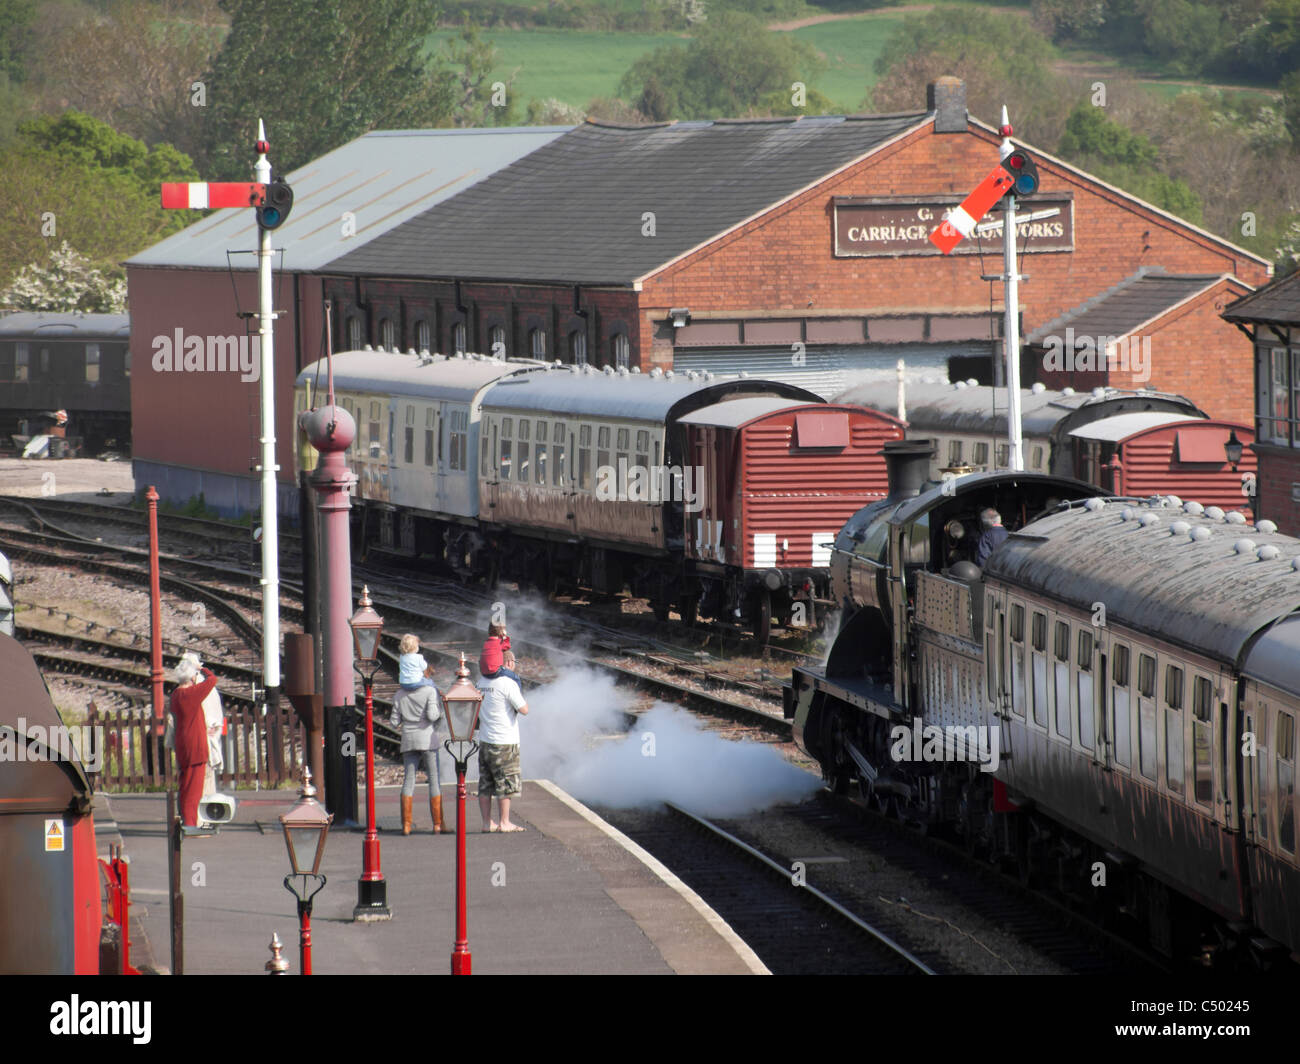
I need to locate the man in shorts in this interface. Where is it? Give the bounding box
[476,651,529,832]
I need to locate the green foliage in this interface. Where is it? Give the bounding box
[0,241,127,313]
[873,5,1057,78]
[0,112,200,290]
[1057,103,1202,222]
[618,10,824,119]
[201,0,456,177]
[0,0,37,82]
[442,19,522,127]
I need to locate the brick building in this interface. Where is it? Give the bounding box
[128,78,1269,516]
[1223,270,1300,533]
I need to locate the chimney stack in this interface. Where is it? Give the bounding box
[927,77,967,134]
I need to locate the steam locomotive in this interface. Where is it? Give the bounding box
[787,441,1299,966]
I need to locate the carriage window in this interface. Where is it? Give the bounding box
[995,443,1009,467]
[1111,644,1131,768]
[1011,604,1024,643]
[554,422,567,487]
[481,432,491,476]
[1193,676,1213,805]
[1030,611,1047,727]
[1278,711,1295,853]
[86,343,100,384]
[368,401,381,451]
[1054,621,1071,739]
[1077,629,1094,750]
[948,440,963,466]
[579,424,592,490]
[404,426,414,464]
[1137,653,1155,698]
[425,417,435,467]
[516,420,531,483]
[972,442,989,466]
[1165,665,1184,710]
[596,425,611,473]
[635,429,649,461]
[535,422,548,484]
[14,343,28,381]
[1032,445,1045,470]
[500,417,513,480]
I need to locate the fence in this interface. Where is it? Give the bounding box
[86,704,305,791]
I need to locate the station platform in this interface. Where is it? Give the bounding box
[96,781,766,976]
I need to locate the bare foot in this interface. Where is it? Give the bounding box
[498,823,525,833]
[482,821,499,833]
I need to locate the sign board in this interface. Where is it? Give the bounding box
[834,196,1074,257]
[45,818,65,852]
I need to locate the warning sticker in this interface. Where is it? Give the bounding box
[45,818,65,852]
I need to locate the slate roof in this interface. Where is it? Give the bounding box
[1025,267,1230,345]
[127,126,571,271]
[1222,267,1300,326]
[0,312,129,338]
[326,113,930,285]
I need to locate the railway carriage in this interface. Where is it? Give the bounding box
[679,398,905,640]
[789,441,1300,964]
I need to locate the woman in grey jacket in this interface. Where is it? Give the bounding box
[391,638,445,834]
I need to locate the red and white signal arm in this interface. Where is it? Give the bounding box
[161,182,266,209]
[929,163,1015,255]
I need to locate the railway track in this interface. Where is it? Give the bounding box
[597,800,939,974]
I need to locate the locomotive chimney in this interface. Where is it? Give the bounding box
[883,439,936,500]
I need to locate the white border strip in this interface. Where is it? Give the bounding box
[534,779,770,975]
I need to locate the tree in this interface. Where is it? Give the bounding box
[0,0,37,83]
[201,0,455,178]
[0,112,199,289]
[28,0,224,161]
[442,20,521,127]
[619,11,824,120]
[0,241,127,313]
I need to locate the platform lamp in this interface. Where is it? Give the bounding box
[442,654,483,975]
[1225,430,1244,471]
[349,586,391,921]
[280,767,332,975]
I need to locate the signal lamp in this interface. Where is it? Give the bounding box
[257,179,294,230]
[1001,151,1040,198]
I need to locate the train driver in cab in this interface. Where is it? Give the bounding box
[975,508,1008,567]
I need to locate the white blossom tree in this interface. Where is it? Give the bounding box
[0,241,127,313]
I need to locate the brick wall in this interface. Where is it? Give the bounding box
[1256,448,1300,534]
[640,123,1270,390]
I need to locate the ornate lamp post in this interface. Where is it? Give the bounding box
[442,654,483,975]
[349,586,390,921]
[280,767,332,975]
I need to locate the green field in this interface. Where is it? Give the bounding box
[428,28,686,109]
[428,14,909,115]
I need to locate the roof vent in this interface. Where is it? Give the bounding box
[1234,538,1257,555]
[704,371,714,380]
[363,344,373,351]
[603,365,614,376]
[1257,519,1278,534]
[1258,545,1281,561]
[1139,513,1160,528]
[617,366,629,377]
[1083,497,1105,512]
[739,370,748,378]
[1292,557,1300,572]
[1091,387,1106,398]
[1226,511,1247,525]
[1121,507,1135,522]
[649,367,663,379]
[1170,520,1190,536]
[631,366,642,374]
[1204,506,1225,521]
[1183,501,1205,516]
[954,380,967,389]
[1164,495,1182,508]
[1030,382,1046,393]
[665,370,675,379]
[1062,387,1075,396]
[966,378,978,386]
[1189,526,1213,543]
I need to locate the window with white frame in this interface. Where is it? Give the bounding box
[612,333,629,369]
[453,321,467,355]
[529,328,546,359]
[415,320,431,353]
[489,325,506,358]
[570,330,587,365]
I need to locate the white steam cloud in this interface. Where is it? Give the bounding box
[518,667,820,818]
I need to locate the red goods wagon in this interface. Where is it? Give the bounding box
[680,399,905,640]
[1068,414,1257,517]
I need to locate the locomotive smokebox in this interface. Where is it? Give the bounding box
[883,439,936,500]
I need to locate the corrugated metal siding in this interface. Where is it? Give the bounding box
[1121,429,1258,517]
[738,412,903,568]
[673,344,989,399]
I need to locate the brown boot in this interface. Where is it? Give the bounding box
[431,794,444,834]
[401,795,413,836]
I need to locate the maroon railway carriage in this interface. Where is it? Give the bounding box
[0,633,103,974]
[680,398,905,640]
[1068,413,1257,517]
